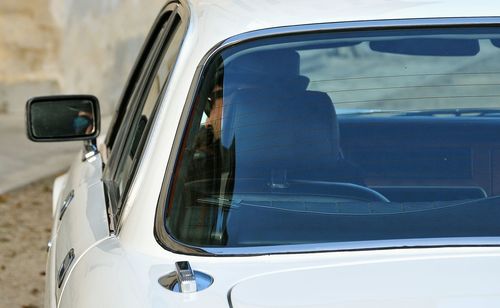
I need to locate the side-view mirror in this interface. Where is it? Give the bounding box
[26,95,100,142]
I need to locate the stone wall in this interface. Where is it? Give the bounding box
[0,0,165,116]
[50,0,165,114]
[0,0,60,114]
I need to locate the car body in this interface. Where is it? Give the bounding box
[26,0,500,307]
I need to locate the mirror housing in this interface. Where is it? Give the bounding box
[26,95,100,142]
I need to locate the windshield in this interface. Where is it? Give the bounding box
[164,26,500,249]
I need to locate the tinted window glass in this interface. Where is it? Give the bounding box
[165,27,500,248]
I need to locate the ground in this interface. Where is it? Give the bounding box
[0,176,54,308]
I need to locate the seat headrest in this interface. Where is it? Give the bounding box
[227,49,301,76]
[226,88,342,181]
[224,49,309,91]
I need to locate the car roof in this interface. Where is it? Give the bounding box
[187,0,500,41]
[181,0,500,69]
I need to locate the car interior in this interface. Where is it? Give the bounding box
[221,47,498,204]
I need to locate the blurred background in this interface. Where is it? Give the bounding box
[0,0,164,306]
[0,0,165,193]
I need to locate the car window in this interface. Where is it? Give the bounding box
[162,27,500,249]
[112,13,183,211]
[105,11,173,152]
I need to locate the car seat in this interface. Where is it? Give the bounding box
[223,49,364,185]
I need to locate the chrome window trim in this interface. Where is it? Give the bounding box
[173,237,500,256]
[155,16,500,257]
[104,0,184,150]
[105,0,190,234]
[104,1,181,234]
[222,17,500,47]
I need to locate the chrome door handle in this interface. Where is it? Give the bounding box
[59,190,74,220]
[57,248,75,288]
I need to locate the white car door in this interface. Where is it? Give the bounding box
[51,151,109,304]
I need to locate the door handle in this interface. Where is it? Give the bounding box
[57,248,75,288]
[59,190,74,220]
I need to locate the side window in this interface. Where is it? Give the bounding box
[105,11,173,151]
[110,13,183,214]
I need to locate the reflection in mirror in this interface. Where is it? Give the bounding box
[29,98,97,140]
[30,100,95,138]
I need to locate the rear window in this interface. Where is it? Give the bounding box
[164,26,500,249]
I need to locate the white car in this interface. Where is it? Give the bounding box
[26,0,500,307]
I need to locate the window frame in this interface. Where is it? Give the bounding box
[104,4,174,151]
[102,1,189,231]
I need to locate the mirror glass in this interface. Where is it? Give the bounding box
[29,99,97,139]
